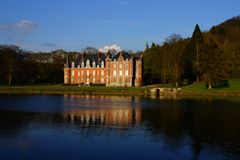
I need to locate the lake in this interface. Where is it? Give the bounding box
[0,94,240,160]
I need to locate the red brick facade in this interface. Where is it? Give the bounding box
[64,52,142,87]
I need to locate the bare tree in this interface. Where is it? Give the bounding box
[0,45,22,85]
[164,34,184,87]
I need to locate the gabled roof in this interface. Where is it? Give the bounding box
[113,51,131,60]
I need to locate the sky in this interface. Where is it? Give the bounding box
[0,0,239,52]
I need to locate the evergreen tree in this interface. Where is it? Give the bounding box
[200,38,228,89]
[191,24,204,82]
[145,42,149,50]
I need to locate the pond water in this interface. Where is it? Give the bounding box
[0,94,240,160]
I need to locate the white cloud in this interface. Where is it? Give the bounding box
[0,20,40,34]
[98,44,122,53]
[0,20,41,46]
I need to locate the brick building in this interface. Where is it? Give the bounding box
[64,51,142,87]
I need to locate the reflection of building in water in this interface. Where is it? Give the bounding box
[64,108,141,127]
[63,94,142,109]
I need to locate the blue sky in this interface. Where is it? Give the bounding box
[0,0,239,52]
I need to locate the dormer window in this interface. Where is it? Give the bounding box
[92,61,96,68]
[86,59,90,68]
[101,61,104,68]
[71,62,75,68]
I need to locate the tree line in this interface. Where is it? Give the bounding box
[0,16,239,88]
[143,16,240,89]
[0,46,117,85]
[0,46,65,85]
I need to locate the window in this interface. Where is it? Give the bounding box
[93,70,95,76]
[72,70,74,76]
[119,70,122,76]
[119,64,122,69]
[101,70,104,76]
[113,70,117,76]
[87,70,89,76]
[81,62,84,68]
[125,70,128,76]
[113,63,116,69]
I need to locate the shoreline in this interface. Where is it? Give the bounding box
[0,86,148,96]
[177,90,240,97]
[1,85,240,98]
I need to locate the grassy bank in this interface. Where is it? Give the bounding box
[0,79,240,97]
[0,84,148,96]
[178,79,240,97]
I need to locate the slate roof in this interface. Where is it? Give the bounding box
[65,51,141,68]
[113,51,131,60]
[79,53,106,64]
[70,53,106,67]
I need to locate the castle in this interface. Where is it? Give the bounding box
[64,51,142,87]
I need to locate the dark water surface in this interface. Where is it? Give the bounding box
[0,95,240,160]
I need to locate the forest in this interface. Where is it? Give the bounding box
[0,16,240,89]
[143,16,240,88]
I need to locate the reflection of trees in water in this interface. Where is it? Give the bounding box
[0,111,32,137]
[1,98,240,158]
[0,107,142,138]
[141,99,240,159]
[0,111,64,137]
[61,98,240,158]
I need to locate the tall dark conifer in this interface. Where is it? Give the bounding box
[145,42,149,50]
[191,24,204,82]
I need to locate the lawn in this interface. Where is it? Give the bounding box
[1,79,240,97]
[0,84,148,95]
[180,79,240,96]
